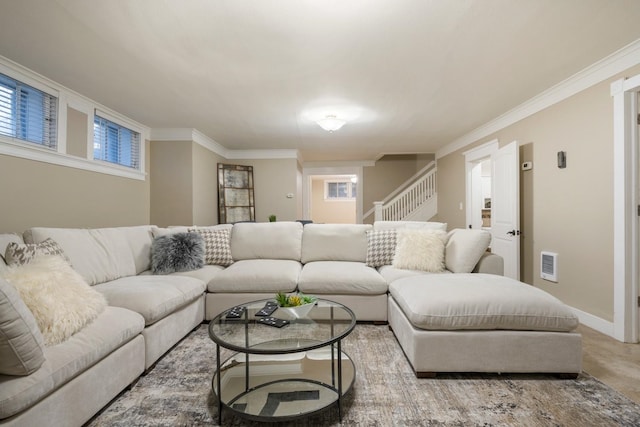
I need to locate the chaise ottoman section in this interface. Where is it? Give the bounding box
[388,273,582,376]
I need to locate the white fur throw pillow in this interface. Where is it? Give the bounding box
[392,229,447,272]
[3,255,107,346]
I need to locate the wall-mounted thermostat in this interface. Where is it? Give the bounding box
[521,161,533,171]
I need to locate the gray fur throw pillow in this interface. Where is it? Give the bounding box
[151,232,205,274]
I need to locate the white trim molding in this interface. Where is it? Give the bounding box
[437,37,640,159]
[611,74,640,342]
[150,127,301,161]
[570,306,615,338]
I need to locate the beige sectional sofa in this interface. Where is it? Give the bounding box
[0,221,516,426]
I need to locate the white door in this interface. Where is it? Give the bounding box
[491,141,520,280]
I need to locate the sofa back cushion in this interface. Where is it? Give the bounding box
[373,221,448,231]
[231,222,303,261]
[25,227,153,285]
[302,224,372,263]
[0,278,46,376]
[445,228,492,273]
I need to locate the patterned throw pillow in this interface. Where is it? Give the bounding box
[4,238,70,266]
[366,229,397,267]
[188,228,233,266]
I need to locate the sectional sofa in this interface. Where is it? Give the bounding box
[0,220,578,426]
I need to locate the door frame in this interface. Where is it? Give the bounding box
[302,166,363,223]
[464,140,499,229]
[612,75,640,342]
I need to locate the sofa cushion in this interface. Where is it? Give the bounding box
[377,265,449,283]
[188,228,233,266]
[389,273,579,331]
[93,276,206,325]
[3,256,108,346]
[4,238,70,267]
[209,259,300,293]
[118,226,155,274]
[365,229,397,267]
[445,229,492,273]
[373,221,448,231]
[298,261,388,295]
[151,232,205,274]
[301,224,372,263]
[0,278,46,376]
[392,229,447,272]
[231,222,303,261]
[0,306,143,419]
[25,227,138,285]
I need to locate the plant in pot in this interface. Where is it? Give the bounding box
[268,214,276,222]
[275,292,317,318]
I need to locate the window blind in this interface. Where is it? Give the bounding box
[0,73,57,148]
[93,113,140,169]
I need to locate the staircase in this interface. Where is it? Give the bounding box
[369,161,437,222]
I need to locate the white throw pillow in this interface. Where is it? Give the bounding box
[3,255,107,346]
[392,229,447,272]
[445,229,492,273]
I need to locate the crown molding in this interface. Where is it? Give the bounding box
[303,160,376,168]
[436,37,640,159]
[226,148,300,160]
[150,128,303,160]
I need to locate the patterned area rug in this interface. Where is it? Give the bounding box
[86,324,640,426]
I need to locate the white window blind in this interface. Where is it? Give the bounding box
[0,73,57,149]
[93,112,140,169]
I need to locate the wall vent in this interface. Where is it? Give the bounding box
[540,251,558,282]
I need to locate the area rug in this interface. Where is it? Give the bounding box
[86,324,640,426]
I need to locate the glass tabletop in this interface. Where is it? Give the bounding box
[208,299,356,354]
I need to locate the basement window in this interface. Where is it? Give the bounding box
[325,180,357,200]
[0,73,57,149]
[93,112,140,169]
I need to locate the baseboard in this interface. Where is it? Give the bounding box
[570,306,615,338]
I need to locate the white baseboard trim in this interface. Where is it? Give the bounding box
[570,306,615,338]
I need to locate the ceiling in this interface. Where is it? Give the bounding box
[1,0,639,162]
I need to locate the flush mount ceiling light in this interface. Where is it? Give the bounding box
[316,115,346,132]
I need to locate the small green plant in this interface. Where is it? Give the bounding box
[275,292,316,307]
[268,214,276,222]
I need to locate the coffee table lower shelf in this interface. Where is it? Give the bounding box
[213,349,355,422]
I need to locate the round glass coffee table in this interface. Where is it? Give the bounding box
[208,299,356,423]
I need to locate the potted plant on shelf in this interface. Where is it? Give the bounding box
[268,214,276,222]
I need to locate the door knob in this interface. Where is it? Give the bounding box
[507,230,521,236]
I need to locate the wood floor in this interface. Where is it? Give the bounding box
[579,324,640,404]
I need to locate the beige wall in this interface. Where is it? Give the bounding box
[435,64,640,322]
[66,107,88,158]
[0,141,150,233]
[150,141,193,227]
[233,158,299,222]
[310,178,356,224]
[192,143,224,225]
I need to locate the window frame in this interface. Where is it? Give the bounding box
[0,57,147,181]
[324,179,357,201]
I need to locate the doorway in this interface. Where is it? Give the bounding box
[309,175,357,224]
[302,166,363,224]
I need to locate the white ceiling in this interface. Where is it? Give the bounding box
[1,0,639,161]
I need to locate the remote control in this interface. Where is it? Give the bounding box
[257,317,289,328]
[225,306,246,319]
[255,301,279,317]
